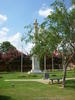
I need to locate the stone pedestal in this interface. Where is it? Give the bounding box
[28,55,42,74]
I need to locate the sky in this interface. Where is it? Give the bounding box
[0,0,72,54]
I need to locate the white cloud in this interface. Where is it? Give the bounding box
[9,32,21,42]
[0,27,9,36]
[2,27,9,32]
[25,43,34,53]
[69,5,75,11]
[38,6,53,17]
[8,32,22,51]
[0,14,7,22]
[9,32,33,54]
[0,32,21,51]
[0,30,33,54]
[0,13,32,54]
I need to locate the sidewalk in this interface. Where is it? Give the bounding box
[5,79,49,84]
[4,78,75,84]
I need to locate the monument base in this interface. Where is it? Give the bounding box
[28,69,42,74]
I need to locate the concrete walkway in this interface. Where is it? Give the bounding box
[66,78,75,80]
[4,78,75,84]
[5,79,50,84]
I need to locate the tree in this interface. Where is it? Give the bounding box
[38,0,75,87]
[0,41,20,71]
[0,41,15,53]
[72,0,75,4]
[23,0,75,87]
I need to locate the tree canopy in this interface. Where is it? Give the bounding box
[0,41,15,53]
[23,0,75,87]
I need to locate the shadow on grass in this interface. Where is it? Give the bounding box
[0,76,3,78]
[65,80,75,89]
[18,74,38,79]
[0,72,9,74]
[0,95,13,100]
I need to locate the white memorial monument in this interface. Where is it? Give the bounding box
[28,19,42,74]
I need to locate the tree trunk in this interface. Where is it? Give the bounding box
[43,55,46,79]
[62,52,75,88]
[52,55,54,71]
[62,64,67,88]
[44,55,46,72]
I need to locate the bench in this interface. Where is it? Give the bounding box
[49,78,62,84]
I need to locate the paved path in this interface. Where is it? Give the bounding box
[66,78,75,80]
[4,78,75,84]
[5,79,50,84]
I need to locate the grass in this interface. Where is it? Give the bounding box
[0,70,75,79]
[0,70,75,100]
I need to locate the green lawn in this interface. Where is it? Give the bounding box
[0,70,75,100]
[0,70,75,79]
